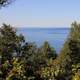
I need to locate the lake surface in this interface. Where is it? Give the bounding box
[17,28,70,53]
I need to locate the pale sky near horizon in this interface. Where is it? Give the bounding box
[0,0,80,28]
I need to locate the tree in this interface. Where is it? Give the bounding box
[54,21,80,79]
[6,58,27,80]
[0,0,14,8]
[40,22,80,80]
[0,24,25,62]
[1,22,80,80]
[40,41,57,60]
[0,24,25,79]
[69,22,80,64]
[37,42,57,80]
[20,41,57,79]
[72,63,80,80]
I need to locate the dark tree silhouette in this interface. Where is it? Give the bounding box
[0,0,14,8]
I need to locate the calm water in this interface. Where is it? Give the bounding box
[17,28,70,53]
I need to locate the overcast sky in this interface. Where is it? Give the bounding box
[0,0,80,28]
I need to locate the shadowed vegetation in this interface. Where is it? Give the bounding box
[0,22,80,80]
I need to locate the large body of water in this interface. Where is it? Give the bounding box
[18,28,70,53]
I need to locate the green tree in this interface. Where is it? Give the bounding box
[40,22,80,80]
[37,42,57,80]
[40,41,57,60]
[20,41,57,79]
[72,63,80,80]
[0,24,25,79]
[6,57,27,80]
[55,21,80,79]
[0,24,25,62]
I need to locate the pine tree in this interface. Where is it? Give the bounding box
[0,24,25,79]
[55,21,80,79]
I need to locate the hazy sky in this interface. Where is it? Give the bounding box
[0,0,80,28]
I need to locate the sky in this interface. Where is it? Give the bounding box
[0,0,80,28]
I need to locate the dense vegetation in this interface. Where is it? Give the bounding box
[0,22,80,80]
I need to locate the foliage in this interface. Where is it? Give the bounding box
[0,24,25,62]
[0,0,14,8]
[6,58,27,80]
[40,41,57,60]
[0,22,80,80]
[40,22,80,80]
[0,24,25,79]
[72,63,80,80]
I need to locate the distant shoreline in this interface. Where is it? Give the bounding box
[17,27,70,29]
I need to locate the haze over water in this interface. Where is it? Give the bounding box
[18,28,70,54]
